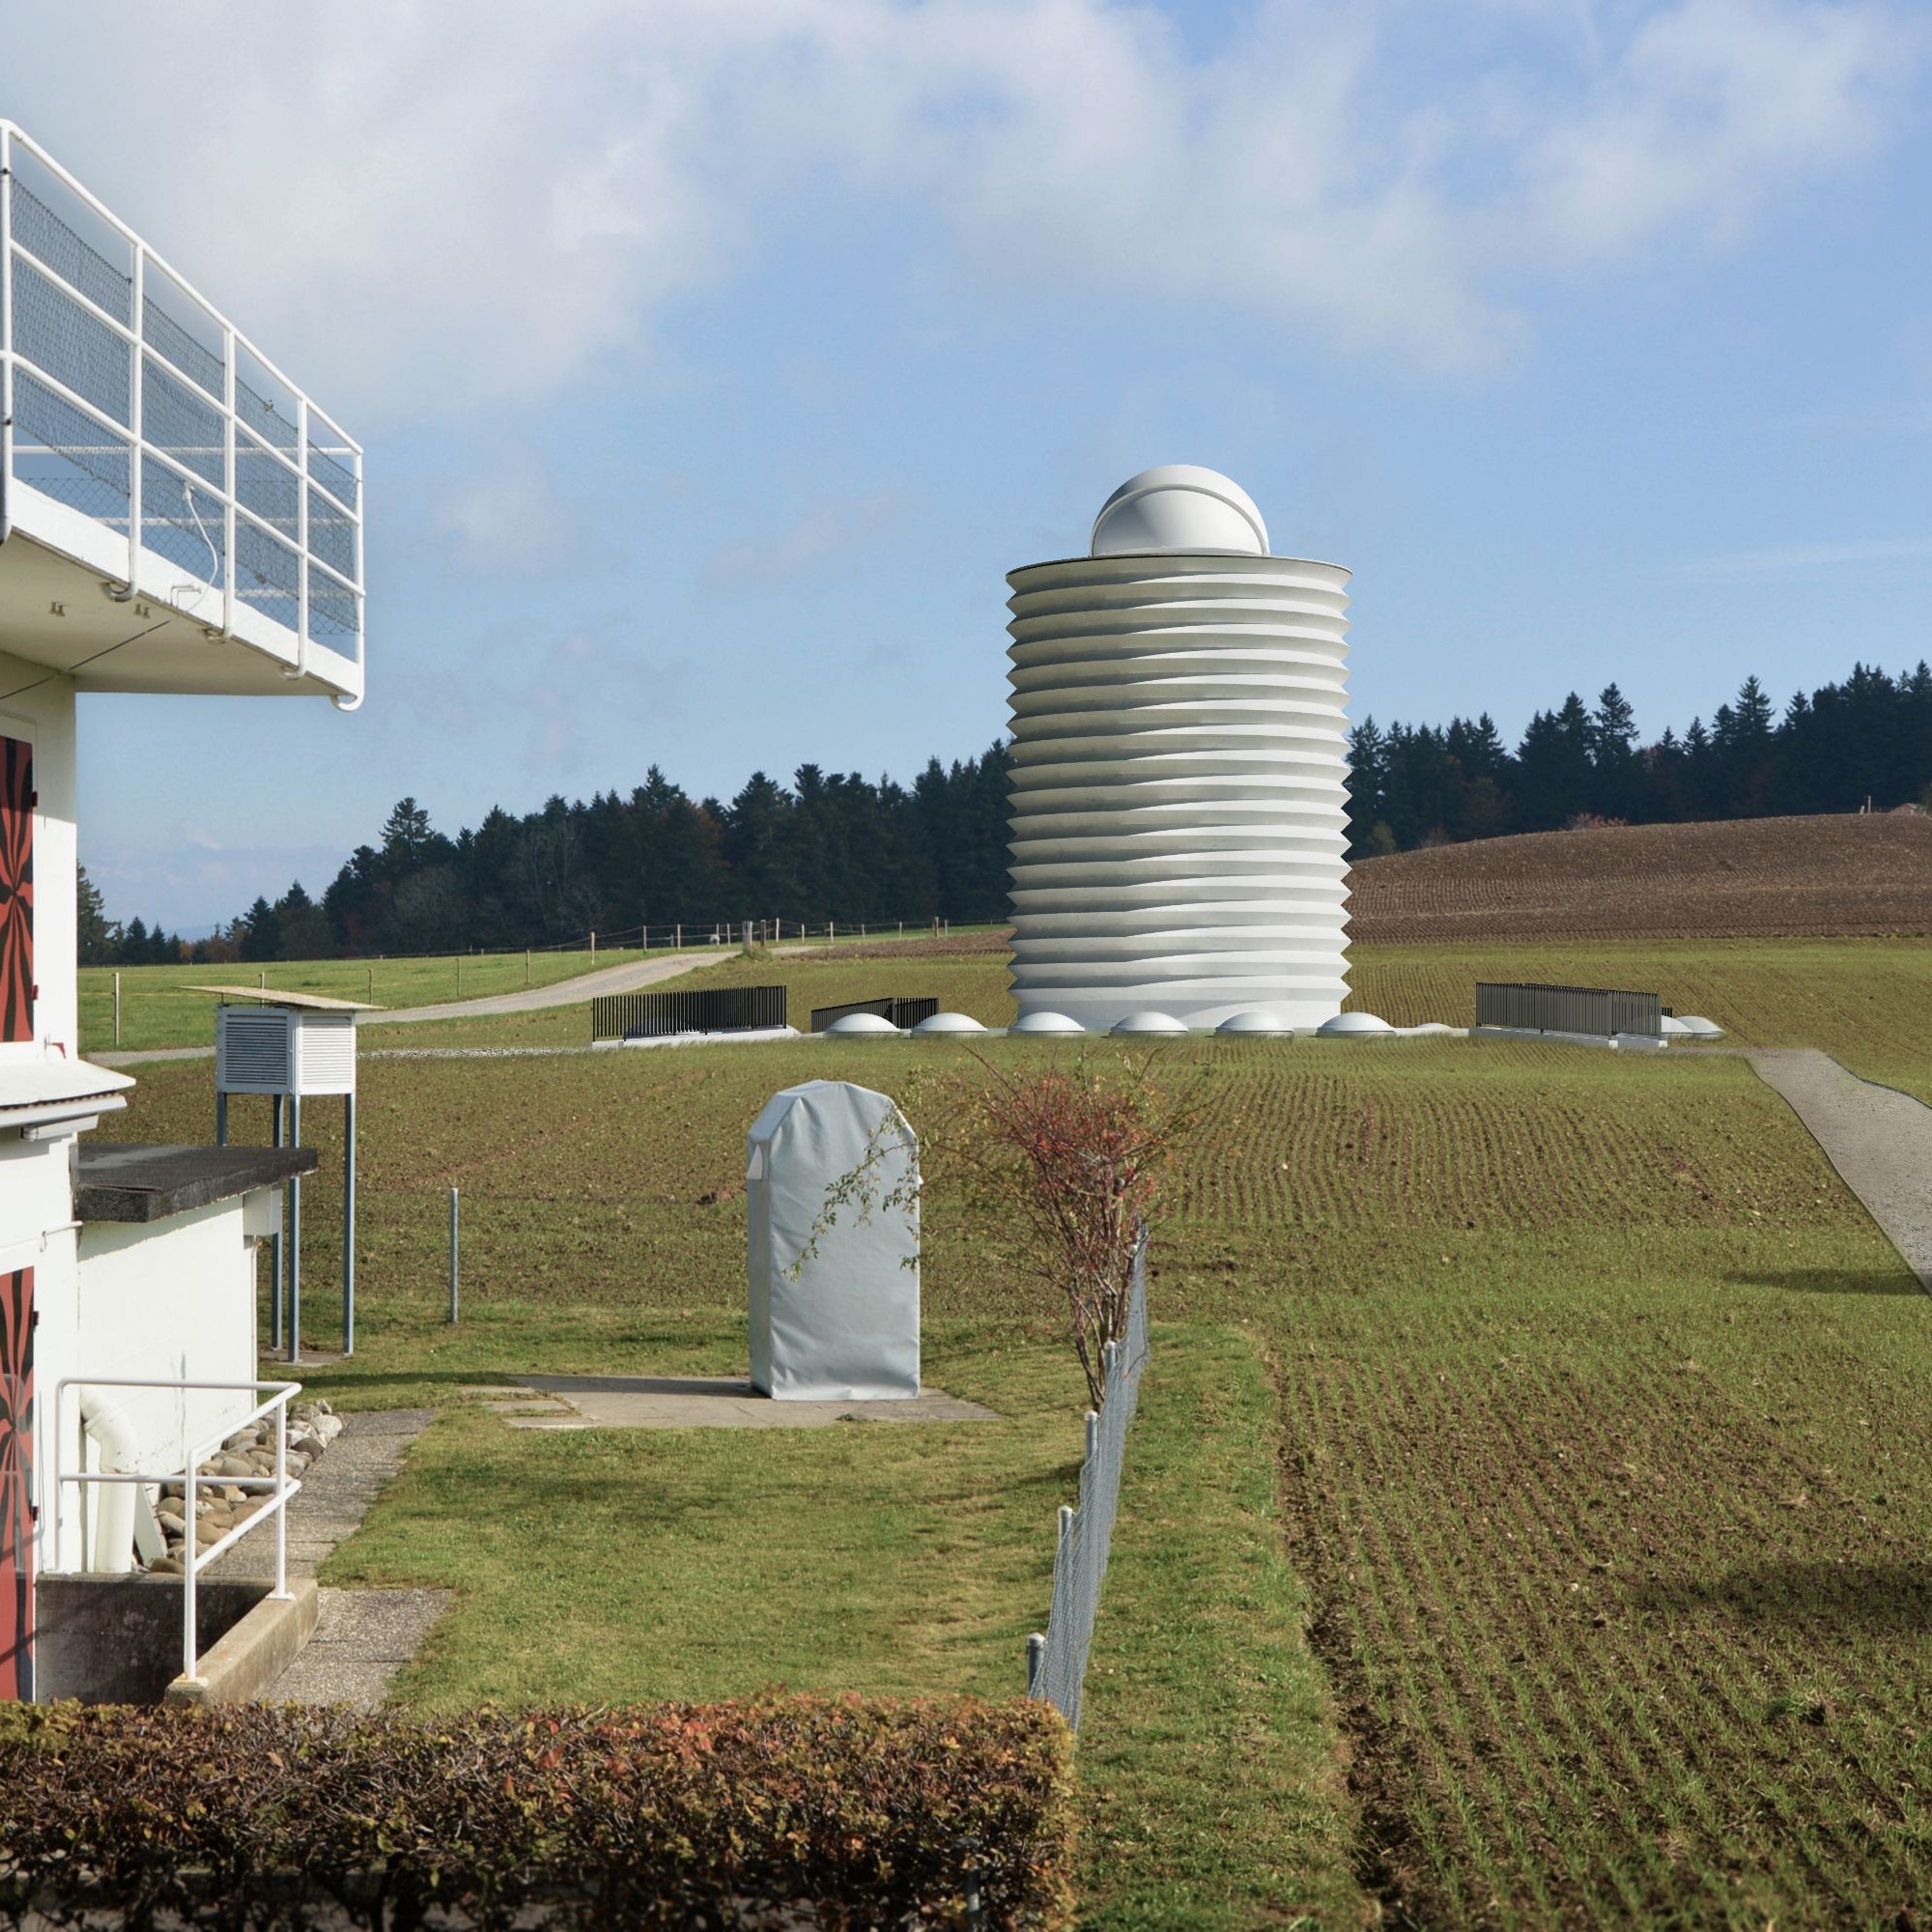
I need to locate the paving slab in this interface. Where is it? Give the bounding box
[265,1587,449,1713]
[509,1373,998,1430]
[1750,1049,1932,1290]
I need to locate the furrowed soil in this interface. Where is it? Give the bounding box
[1345,811,1932,944]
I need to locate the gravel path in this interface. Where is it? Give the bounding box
[1749,1049,1932,1291]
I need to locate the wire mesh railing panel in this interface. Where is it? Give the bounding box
[10,180,132,325]
[234,520,300,630]
[235,434,300,536]
[306,570,360,645]
[235,375,298,453]
[140,455,226,590]
[13,371,131,526]
[306,440,358,516]
[14,258,131,424]
[141,355,224,488]
[141,296,224,401]
[307,484,355,581]
[1027,1234,1150,1730]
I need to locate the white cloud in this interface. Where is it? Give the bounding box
[1679,534,1932,576]
[430,449,583,578]
[7,0,1918,420]
[703,489,914,589]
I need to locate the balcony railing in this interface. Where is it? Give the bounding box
[0,122,362,676]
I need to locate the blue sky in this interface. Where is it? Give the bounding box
[6,0,1929,929]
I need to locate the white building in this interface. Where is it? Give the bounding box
[1005,467,1351,1032]
[0,124,363,1697]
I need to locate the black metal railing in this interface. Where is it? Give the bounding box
[809,997,941,1034]
[592,985,787,1040]
[1475,981,1662,1037]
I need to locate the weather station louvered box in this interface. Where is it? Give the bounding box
[214,1004,357,1097]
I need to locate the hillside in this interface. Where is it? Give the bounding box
[1344,811,1932,944]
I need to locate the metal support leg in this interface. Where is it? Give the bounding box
[342,1093,355,1356]
[270,1094,284,1352]
[288,1093,302,1365]
[214,1090,227,1148]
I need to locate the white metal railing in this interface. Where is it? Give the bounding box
[0,120,363,684]
[52,1377,302,1685]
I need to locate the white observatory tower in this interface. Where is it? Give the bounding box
[1005,467,1351,1033]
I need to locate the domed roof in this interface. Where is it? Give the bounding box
[1009,1010,1085,1035]
[911,1011,987,1036]
[1317,1010,1395,1037]
[1091,466,1268,557]
[824,1011,900,1037]
[1111,1010,1189,1036]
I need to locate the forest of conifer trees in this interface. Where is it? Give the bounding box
[83,660,1932,965]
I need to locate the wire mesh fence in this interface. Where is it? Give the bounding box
[1026,1233,1151,1731]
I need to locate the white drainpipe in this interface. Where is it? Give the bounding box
[77,1391,142,1574]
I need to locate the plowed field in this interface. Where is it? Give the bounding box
[1346,812,1932,944]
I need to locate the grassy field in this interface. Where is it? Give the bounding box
[1351,935,1932,1099]
[108,980,1930,1926]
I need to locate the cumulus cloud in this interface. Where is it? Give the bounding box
[430,448,585,578]
[703,490,915,589]
[1679,534,1932,576]
[7,0,1918,418]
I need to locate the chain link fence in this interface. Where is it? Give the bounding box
[1026,1233,1151,1730]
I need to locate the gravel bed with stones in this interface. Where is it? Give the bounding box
[144,1401,346,1575]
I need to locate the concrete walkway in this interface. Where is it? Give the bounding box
[1749,1049,1932,1291]
[213,1407,448,1712]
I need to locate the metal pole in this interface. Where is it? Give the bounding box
[214,1090,227,1147]
[366,965,373,1002]
[113,971,121,1046]
[525,948,530,988]
[1026,1632,1045,1698]
[287,1091,301,1365]
[447,1186,460,1322]
[342,1091,355,1356]
[270,1395,290,1600]
[270,1094,283,1352]
[184,1472,199,1683]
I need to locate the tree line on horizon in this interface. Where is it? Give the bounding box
[79,659,1932,966]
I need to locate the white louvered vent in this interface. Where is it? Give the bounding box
[295,1011,356,1096]
[215,1007,295,1094]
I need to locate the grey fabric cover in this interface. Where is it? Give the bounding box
[746,1079,920,1400]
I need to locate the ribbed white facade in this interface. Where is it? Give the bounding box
[1005,471,1351,1032]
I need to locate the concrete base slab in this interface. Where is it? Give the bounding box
[502,1374,999,1431]
[165,1579,320,1707]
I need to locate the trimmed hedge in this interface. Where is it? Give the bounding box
[0,1694,1074,1928]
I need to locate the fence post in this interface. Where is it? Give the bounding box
[1026,1632,1045,1697]
[525,949,530,988]
[1086,1410,1099,1463]
[674,923,681,952]
[113,972,121,1046]
[448,1187,460,1322]
[590,931,596,958]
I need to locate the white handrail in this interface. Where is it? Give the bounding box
[51,1377,301,1685]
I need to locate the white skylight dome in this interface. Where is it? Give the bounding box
[1090,465,1269,557]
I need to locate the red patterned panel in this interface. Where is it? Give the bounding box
[0,739,31,1044]
[0,1266,34,1701]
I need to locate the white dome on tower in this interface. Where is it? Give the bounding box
[1090,466,1269,557]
